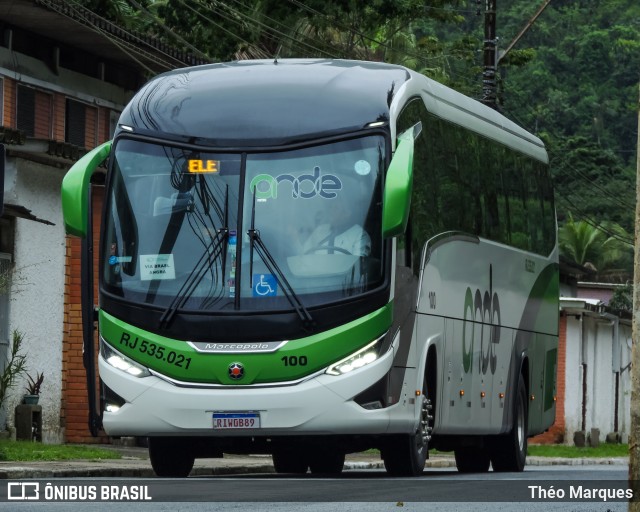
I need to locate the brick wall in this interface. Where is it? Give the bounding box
[85,105,97,149]
[530,313,567,444]
[53,94,65,141]
[62,188,106,443]
[3,78,15,127]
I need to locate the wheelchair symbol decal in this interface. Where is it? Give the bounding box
[252,274,277,297]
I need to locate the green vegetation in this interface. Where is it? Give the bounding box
[76,0,639,278]
[497,0,639,277]
[558,212,633,276]
[528,443,629,459]
[0,331,28,411]
[609,282,633,313]
[0,440,121,462]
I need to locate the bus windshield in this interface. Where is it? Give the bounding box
[102,136,385,312]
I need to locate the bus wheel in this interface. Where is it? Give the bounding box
[382,395,432,476]
[272,449,309,474]
[454,447,490,473]
[490,374,528,472]
[309,450,345,474]
[148,437,195,477]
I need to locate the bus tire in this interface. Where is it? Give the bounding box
[272,449,309,474]
[382,394,432,476]
[148,437,195,477]
[454,447,490,473]
[308,450,345,474]
[490,373,528,472]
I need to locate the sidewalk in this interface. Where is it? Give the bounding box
[0,444,629,479]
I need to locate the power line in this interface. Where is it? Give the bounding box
[127,0,479,92]
[58,1,163,73]
[223,0,338,57]
[284,0,449,66]
[66,0,191,70]
[557,196,634,246]
[174,0,271,59]
[126,0,213,62]
[508,109,635,212]
[51,0,193,72]
[200,0,339,58]
[504,106,634,246]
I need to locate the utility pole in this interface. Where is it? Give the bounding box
[497,0,552,65]
[630,81,640,512]
[481,0,552,109]
[481,0,498,108]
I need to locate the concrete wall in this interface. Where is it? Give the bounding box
[562,306,631,445]
[5,157,67,443]
[563,315,582,441]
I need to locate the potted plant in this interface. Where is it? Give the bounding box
[23,371,44,405]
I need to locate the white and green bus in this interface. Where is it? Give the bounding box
[62,59,558,477]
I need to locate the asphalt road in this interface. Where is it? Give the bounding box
[0,464,632,511]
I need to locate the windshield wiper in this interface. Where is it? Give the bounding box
[247,191,314,330]
[158,186,229,328]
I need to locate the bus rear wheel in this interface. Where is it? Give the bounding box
[148,437,195,477]
[490,374,528,472]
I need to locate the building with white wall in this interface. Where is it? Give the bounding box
[561,298,631,444]
[0,0,203,443]
[533,297,632,445]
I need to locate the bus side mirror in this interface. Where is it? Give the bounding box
[382,131,414,238]
[61,141,112,238]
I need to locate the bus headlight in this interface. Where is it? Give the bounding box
[326,334,386,376]
[100,338,151,378]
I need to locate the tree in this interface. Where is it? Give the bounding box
[497,1,639,267]
[558,213,632,277]
[608,282,632,313]
[137,0,469,67]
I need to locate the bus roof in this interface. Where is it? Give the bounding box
[117,59,547,162]
[117,59,409,147]
[390,68,548,163]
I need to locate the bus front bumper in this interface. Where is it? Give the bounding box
[98,342,417,437]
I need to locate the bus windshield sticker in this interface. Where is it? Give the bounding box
[140,254,176,281]
[252,274,277,297]
[354,160,371,176]
[108,255,132,265]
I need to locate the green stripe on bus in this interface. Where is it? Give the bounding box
[99,303,393,385]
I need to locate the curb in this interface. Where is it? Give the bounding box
[0,456,628,479]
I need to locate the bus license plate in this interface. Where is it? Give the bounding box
[212,412,260,429]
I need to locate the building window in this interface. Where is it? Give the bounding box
[16,85,52,138]
[16,86,35,135]
[65,99,86,147]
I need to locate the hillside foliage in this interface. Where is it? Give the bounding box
[77,0,639,277]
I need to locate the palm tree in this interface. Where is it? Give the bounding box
[558,212,632,275]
